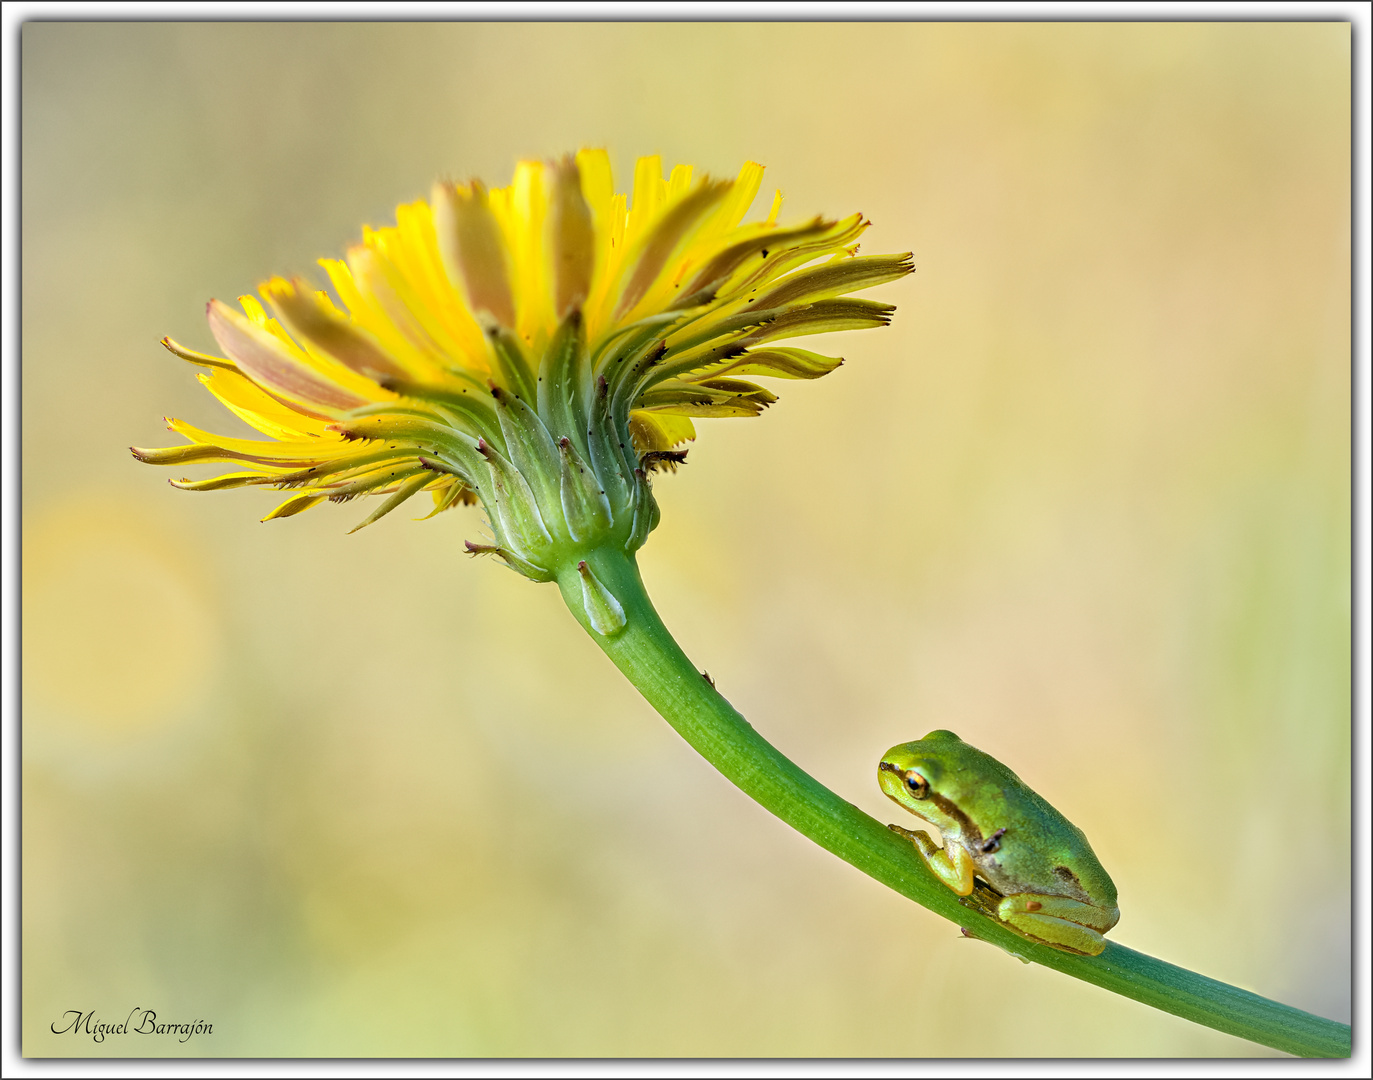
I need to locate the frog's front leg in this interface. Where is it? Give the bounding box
[888,824,975,895]
[996,894,1119,957]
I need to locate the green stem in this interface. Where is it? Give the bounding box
[556,547,1351,1059]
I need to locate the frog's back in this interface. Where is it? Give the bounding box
[968,751,1117,907]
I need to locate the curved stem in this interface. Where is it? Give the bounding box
[556,548,1350,1059]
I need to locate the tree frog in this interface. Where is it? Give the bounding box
[878,729,1119,956]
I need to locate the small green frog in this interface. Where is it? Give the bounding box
[879,730,1119,956]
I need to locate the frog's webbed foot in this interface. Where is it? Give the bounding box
[887,823,975,895]
[958,877,1007,921]
[887,823,934,849]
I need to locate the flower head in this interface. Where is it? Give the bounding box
[135,151,911,606]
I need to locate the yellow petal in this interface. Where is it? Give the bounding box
[206,300,371,412]
[263,493,327,521]
[550,156,595,318]
[263,277,409,382]
[432,179,517,329]
[614,179,731,321]
[166,416,348,458]
[505,160,554,343]
[627,411,695,453]
[625,155,665,251]
[198,367,328,440]
[719,161,765,231]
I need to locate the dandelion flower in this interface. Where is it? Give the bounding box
[135,151,911,628]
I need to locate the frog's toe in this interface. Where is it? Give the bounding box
[996,895,1111,956]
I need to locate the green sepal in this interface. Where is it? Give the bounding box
[323,462,430,504]
[753,253,914,310]
[537,311,589,460]
[576,559,626,636]
[610,340,668,433]
[626,468,661,552]
[374,378,504,445]
[344,471,433,533]
[663,304,788,356]
[696,346,843,381]
[636,377,775,416]
[692,377,777,402]
[557,436,613,544]
[488,327,538,405]
[477,438,554,569]
[168,470,282,491]
[586,375,633,516]
[465,539,554,583]
[736,298,895,346]
[592,316,676,408]
[493,386,565,538]
[331,415,486,476]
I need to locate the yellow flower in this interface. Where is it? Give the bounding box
[134,150,911,592]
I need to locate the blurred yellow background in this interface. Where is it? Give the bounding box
[22,22,1349,1057]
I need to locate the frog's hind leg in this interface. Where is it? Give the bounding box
[996,894,1119,957]
[888,824,976,896]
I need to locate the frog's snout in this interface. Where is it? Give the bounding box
[877,760,904,789]
[876,759,907,803]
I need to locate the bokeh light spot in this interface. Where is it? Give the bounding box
[23,496,219,738]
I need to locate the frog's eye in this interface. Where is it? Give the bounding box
[903,771,930,799]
